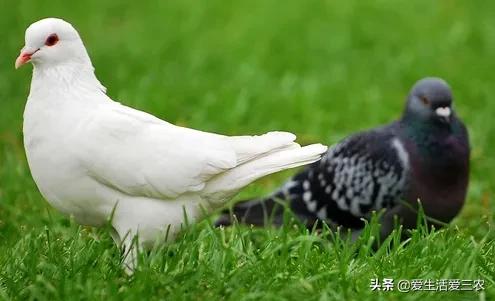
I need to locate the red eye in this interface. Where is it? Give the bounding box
[45,33,59,46]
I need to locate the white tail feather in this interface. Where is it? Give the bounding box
[203,143,327,205]
[228,131,297,164]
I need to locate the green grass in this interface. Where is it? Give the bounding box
[1,0,494,300]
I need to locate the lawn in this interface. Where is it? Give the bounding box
[1,0,494,300]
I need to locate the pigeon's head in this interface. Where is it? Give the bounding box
[404,77,454,124]
[15,18,90,69]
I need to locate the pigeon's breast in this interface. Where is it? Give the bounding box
[405,135,469,223]
[23,99,115,226]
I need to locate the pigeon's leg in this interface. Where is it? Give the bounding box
[108,227,136,274]
[111,224,140,275]
[348,229,364,242]
[121,230,140,275]
[109,227,121,246]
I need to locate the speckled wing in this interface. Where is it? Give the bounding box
[282,124,410,229]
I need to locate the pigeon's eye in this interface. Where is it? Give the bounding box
[420,96,430,106]
[45,34,59,47]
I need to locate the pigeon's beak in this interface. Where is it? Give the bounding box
[435,107,451,123]
[15,47,39,69]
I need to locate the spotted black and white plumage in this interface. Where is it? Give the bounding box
[283,127,408,229]
[216,77,470,238]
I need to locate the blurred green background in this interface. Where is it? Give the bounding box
[0,0,494,300]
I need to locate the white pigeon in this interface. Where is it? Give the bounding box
[15,18,328,272]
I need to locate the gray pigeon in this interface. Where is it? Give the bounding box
[216,78,470,239]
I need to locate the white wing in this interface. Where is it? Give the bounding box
[75,102,298,199]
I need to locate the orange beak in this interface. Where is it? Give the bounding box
[15,47,39,69]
